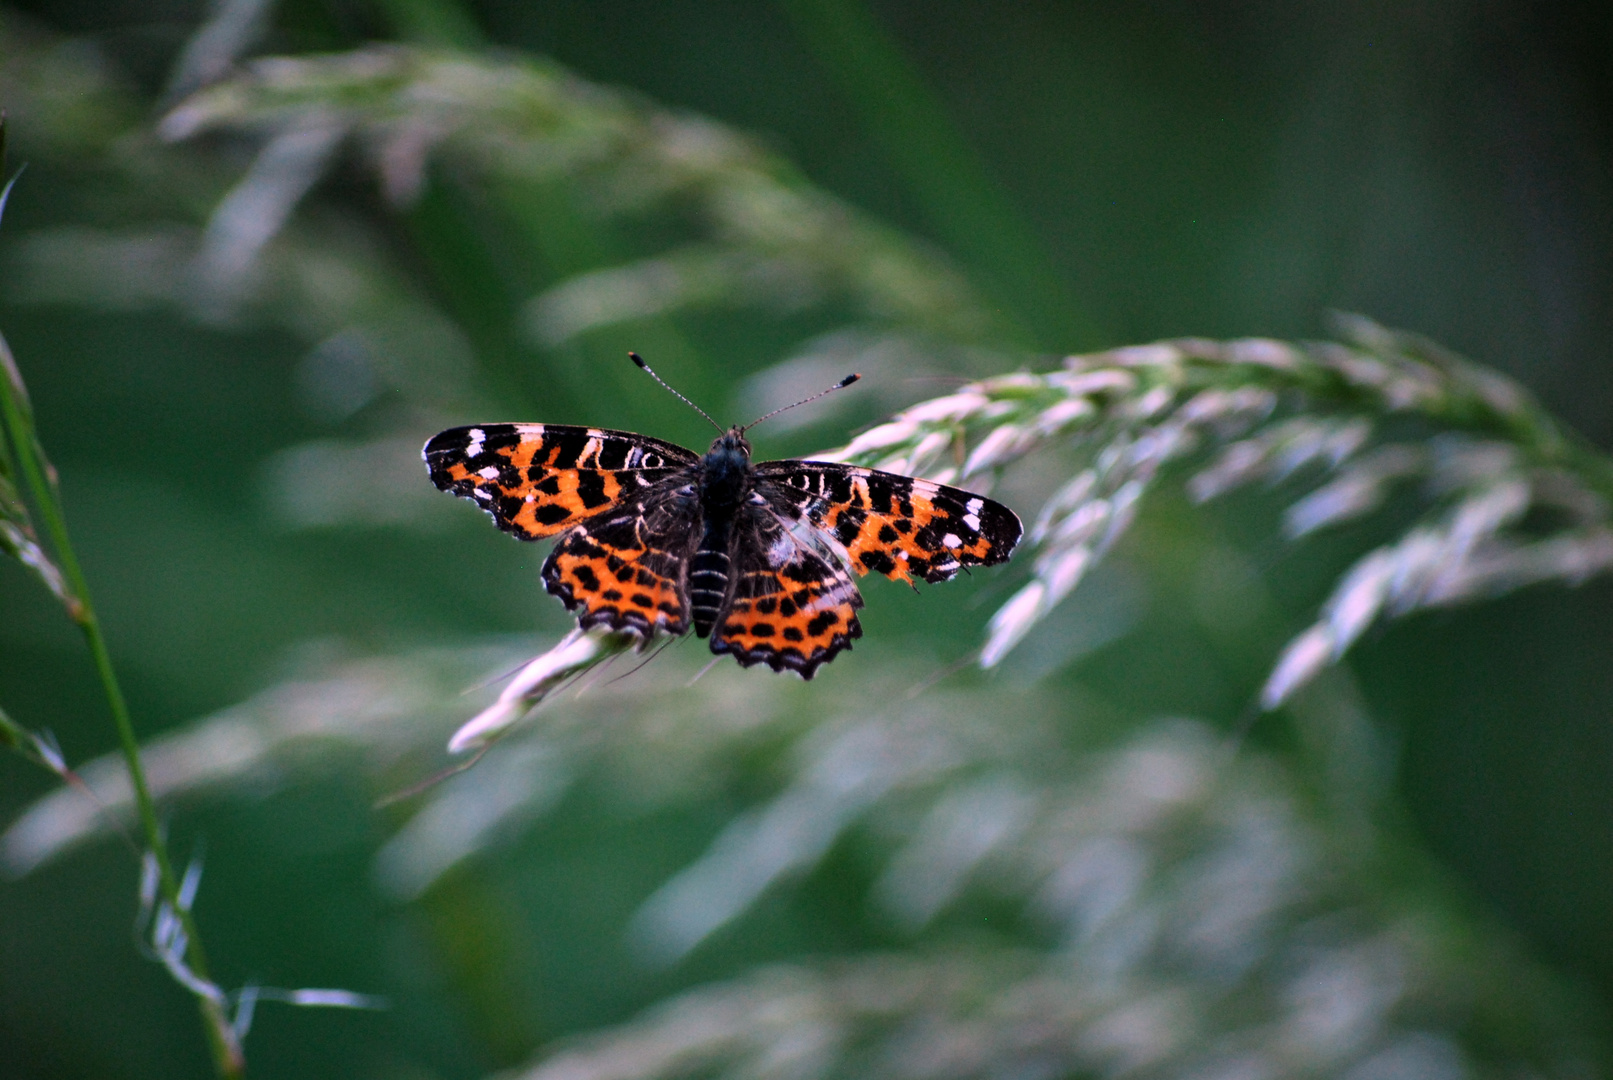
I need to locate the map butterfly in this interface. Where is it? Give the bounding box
[424,355,1022,678]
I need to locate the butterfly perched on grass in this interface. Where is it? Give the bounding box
[425,355,1021,678]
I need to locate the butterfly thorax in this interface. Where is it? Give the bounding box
[697,429,753,511]
[689,428,754,637]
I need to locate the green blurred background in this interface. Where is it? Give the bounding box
[2,1,1612,1077]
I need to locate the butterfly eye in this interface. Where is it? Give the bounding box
[642,453,662,468]
[792,475,810,489]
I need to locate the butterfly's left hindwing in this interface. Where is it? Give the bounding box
[541,485,700,637]
[753,461,1022,583]
[424,424,698,540]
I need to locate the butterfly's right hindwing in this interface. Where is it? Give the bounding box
[710,501,864,679]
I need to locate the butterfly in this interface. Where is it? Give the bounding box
[424,355,1022,678]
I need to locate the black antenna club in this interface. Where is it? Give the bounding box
[740,372,860,433]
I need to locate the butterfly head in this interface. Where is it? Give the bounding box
[707,427,753,462]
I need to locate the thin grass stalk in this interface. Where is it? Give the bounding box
[0,334,245,1077]
[0,703,35,757]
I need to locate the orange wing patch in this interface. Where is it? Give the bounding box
[507,468,626,538]
[713,547,863,679]
[821,478,987,583]
[542,525,690,637]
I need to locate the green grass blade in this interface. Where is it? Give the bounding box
[778,0,1102,349]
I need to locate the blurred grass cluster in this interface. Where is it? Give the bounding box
[3,2,1613,1078]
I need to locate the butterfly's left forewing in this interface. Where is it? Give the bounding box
[424,424,698,539]
[753,461,1022,584]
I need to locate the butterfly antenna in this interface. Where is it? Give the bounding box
[373,744,491,809]
[740,372,861,433]
[630,352,724,433]
[605,636,678,686]
[686,655,723,687]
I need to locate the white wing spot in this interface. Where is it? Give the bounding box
[478,466,500,479]
[767,532,795,568]
[465,428,486,457]
[942,533,962,549]
[962,498,984,532]
[473,489,492,500]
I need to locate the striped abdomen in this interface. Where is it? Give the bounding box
[688,536,732,637]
